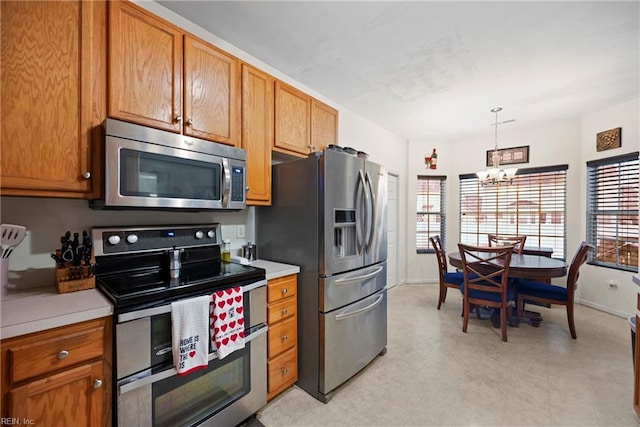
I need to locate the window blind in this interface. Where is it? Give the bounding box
[586,152,639,272]
[459,165,568,259]
[416,175,446,253]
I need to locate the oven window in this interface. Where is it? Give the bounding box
[153,345,250,427]
[120,148,221,200]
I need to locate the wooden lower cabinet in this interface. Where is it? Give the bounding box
[266,274,298,400]
[1,317,111,426]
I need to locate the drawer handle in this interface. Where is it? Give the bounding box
[281,367,288,376]
[281,335,288,342]
[281,288,288,295]
[93,379,103,389]
[281,309,288,316]
[58,350,69,360]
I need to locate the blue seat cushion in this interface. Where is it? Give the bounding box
[460,282,516,302]
[443,272,464,285]
[517,280,568,301]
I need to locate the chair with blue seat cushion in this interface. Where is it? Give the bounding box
[458,243,516,342]
[516,241,591,339]
[430,236,464,310]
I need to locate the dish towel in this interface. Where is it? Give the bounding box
[171,295,210,376]
[210,286,245,359]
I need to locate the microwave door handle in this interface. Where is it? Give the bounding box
[355,170,365,253]
[364,171,375,252]
[221,158,231,208]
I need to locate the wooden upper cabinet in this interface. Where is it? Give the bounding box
[0,0,105,197]
[241,64,273,205]
[108,0,182,132]
[311,99,338,151]
[184,35,240,145]
[108,1,240,146]
[274,81,311,157]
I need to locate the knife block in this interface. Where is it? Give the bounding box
[54,250,95,294]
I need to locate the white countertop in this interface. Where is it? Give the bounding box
[250,259,300,280]
[0,259,298,340]
[1,285,113,340]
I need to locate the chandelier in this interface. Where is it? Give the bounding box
[476,107,517,186]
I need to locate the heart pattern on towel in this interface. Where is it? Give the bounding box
[210,286,246,360]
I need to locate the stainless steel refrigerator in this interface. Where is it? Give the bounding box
[257,149,387,403]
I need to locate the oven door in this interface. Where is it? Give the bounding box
[117,326,266,427]
[104,134,245,210]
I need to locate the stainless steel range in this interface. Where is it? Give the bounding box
[93,224,267,427]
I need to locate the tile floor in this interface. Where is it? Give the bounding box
[257,283,638,426]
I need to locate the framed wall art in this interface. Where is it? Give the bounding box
[596,127,621,151]
[486,145,529,167]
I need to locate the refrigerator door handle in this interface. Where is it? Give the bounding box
[334,265,384,285]
[355,170,365,253]
[335,293,384,321]
[364,171,375,252]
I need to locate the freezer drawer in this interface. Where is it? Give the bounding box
[320,262,386,313]
[319,288,387,395]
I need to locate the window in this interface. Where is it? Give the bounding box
[459,165,568,259]
[587,152,639,272]
[416,175,446,253]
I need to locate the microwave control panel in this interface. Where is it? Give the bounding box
[231,167,245,202]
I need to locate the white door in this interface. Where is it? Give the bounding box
[387,173,399,288]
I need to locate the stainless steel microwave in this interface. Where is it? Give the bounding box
[90,119,246,211]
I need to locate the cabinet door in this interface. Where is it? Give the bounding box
[242,64,273,205]
[184,35,240,145]
[311,99,338,151]
[10,361,104,427]
[0,1,105,197]
[108,0,182,132]
[274,81,311,156]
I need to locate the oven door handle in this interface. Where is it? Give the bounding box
[117,324,268,396]
[117,279,267,323]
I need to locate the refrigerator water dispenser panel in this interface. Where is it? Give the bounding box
[334,210,357,258]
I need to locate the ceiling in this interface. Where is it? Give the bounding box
[157,1,639,141]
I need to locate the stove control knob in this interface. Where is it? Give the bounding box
[195,230,204,239]
[107,235,121,245]
[207,230,215,239]
[126,234,139,244]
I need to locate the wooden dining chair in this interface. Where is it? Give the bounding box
[516,241,591,339]
[458,243,516,342]
[488,234,527,255]
[430,236,464,310]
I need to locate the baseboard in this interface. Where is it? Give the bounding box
[403,279,438,285]
[576,298,633,319]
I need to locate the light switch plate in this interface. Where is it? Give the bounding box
[237,225,245,239]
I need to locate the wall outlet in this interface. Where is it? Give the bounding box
[237,225,245,239]
[607,280,618,289]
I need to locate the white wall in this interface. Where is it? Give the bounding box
[577,98,639,317]
[0,1,409,287]
[406,98,639,318]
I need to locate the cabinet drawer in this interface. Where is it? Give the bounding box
[6,322,105,384]
[268,346,297,395]
[268,297,296,324]
[267,275,297,304]
[267,316,297,359]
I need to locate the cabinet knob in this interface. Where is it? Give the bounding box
[82,171,91,179]
[281,367,288,376]
[281,335,288,342]
[245,186,250,192]
[185,118,193,126]
[281,309,288,316]
[281,288,288,295]
[58,350,69,360]
[93,379,103,389]
[174,115,182,123]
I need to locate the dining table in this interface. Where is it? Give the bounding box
[447,251,568,327]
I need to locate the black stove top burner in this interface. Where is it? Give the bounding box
[94,242,265,312]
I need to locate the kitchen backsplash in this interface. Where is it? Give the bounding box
[0,196,255,272]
